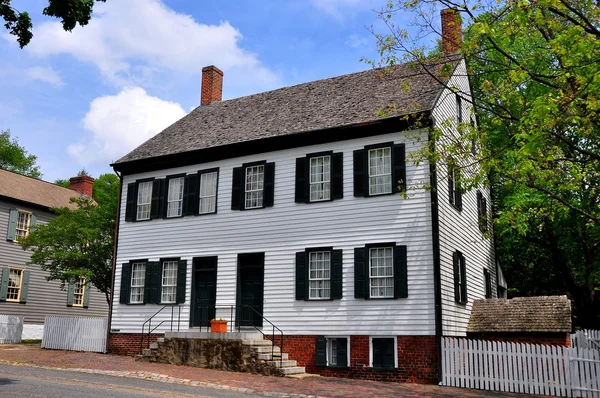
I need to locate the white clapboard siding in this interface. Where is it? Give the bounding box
[41,316,107,353]
[0,314,23,343]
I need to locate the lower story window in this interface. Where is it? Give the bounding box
[161,261,178,303]
[130,262,146,303]
[73,278,86,307]
[315,337,348,367]
[7,268,23,302]
[371,337,396,369]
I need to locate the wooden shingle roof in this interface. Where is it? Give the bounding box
[467,296,572,333]
[0,169,83,210]
[114,55,461,165]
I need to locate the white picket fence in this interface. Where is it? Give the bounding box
[41,316,107,353]
[572,330,600,351]
[0,315,23,343]
[441,337,600,397]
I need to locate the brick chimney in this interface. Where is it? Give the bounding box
[201,65,223,105]
[69,176,94,197]
[441,8,462,54]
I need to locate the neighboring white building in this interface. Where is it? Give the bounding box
[109,10,496,383]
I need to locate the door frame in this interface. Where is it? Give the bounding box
[236,252,265,328]
[189,256,218,328]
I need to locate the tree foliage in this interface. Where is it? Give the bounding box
[21,173,119,304]
[0,129,41,178]
[1,0,106,48]
[372,0,600,326]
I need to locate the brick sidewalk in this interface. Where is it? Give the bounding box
[0,344,540,398]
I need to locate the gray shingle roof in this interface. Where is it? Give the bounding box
[467,296,572,333]
[114,55,461,165]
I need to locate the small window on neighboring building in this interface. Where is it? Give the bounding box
[456,94,463,124]
[315,337,348,368]
[453,251,467,304]
[67,277,89,308]
[136,181,153,221]
[73,277,86,307]
[448,163,462,211]
[310,156,331,201]
[353,143,406,198]
[484,268,492,299]
[199,170,218,214]
[166,177,184,218]
[296,248,342,301]
[477,190,488,232]
[15,211,32,241]
[6,268,23,302]
[371,337,396,369]
[161,260,178,303]
[130,262,147,304]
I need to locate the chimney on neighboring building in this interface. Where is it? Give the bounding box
[201,65,224,105]
[441,8,462,54]
[68,176,94,197]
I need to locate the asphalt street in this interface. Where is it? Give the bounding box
[0,363,258,398]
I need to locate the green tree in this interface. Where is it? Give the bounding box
[54,179,70,188]
[1,0,106,48]
[0,129,41,178]
[372,0,600,326]
[21,173,119,304]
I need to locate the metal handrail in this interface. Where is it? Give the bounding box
[140,305,181,354]
[244,305,284,367]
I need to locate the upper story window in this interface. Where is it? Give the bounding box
[296,248,342,301]
[166,176,184,218]
[296,152,343,204]
[231,162,275,211]
[354,143,405,198]
[130,262,146,304]
[453,251,467,304]
[0,268,30,303]
[15,211,32,240]
[456,94,463,124]
[199,170,218,214]
[477,190,488,232]
[484,268,492,299]
[448,162,462,211]
[354,244,407,300]
[161,260,178,303]
[136,181,153,221]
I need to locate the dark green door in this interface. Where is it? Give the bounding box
[191,257,217,327]
[237,253,264,327]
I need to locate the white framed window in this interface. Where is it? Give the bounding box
[245,165,264,209]
[308,251,330,299]
[73,277,86,307]
[327,337,349,366]
[6,268,23,302]
[130,262,146,303]
[368,147,392,195]
[369,247,394,298]
[166,177,184,218]
[199,171,218,214]
[309,156,331,202]
[369,336,397,369]
[136,181,153,221]
[15,211,31,240]
[161,261,178,303]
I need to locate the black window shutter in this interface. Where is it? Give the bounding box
[448,165,455,206]
[145,261,160,304]
[295,251,307,300]
[183,174,199,216]
[353,149,366,197]
[392,144,406,193]
[382,338,395,369]
[331,152,343,200]
[455,169,463,210]
[315,337,327,367]
[354,248,367,298]
[119,263,132,304]
[295,157,308,203]
[264,162,275,207]
[125,183,136,222]
[460,255,467,303]
[394,245,408,298]
[481,196,488,232]
[331,249,343,300]
[484,268,491,299]
[477,191,483,220]
[231,167,243,210]
[150,179,163,219]
[337,338,348,367]
[176,259,187,303]
[372,338,382,368]
[453,251,461,302]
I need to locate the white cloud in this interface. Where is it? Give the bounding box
[345,34,369,49]
[311,0,374,18]
[68,87,186,166]
[25,66,64,86]
[26,0,276,87]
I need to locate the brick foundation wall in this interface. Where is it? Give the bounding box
[269,335,439,384]
[466,332,570,347]
[108,333,162,356]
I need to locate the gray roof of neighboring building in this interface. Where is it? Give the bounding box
[114,55,461,165]
[467,296,572,333]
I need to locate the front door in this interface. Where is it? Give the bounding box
[190,257,217,327]
[237,253,264,328]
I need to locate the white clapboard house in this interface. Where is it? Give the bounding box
[109,10,496,383]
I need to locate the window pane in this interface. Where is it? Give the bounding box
[309,251,331,299]
[369,247,394,298]
[73,277,86,306]
[6,269,22,301]
[15,211,31,240]
[368,148,392,195]
[329,338,338,366]
[245,165,264,209]
[166,177,184,218]
[199,171,218,214]
[130,263,146,303]
[161,261,178,303]
[136,181,153,220]
[309,156,331,201]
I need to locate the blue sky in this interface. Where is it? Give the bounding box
[0,0,416,183]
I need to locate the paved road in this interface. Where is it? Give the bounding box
[0,363,258,398]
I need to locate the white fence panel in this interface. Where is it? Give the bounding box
[572,330,600,351]
[570,346,600,398]
[41,316,107,353]
[0,315,23,343]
